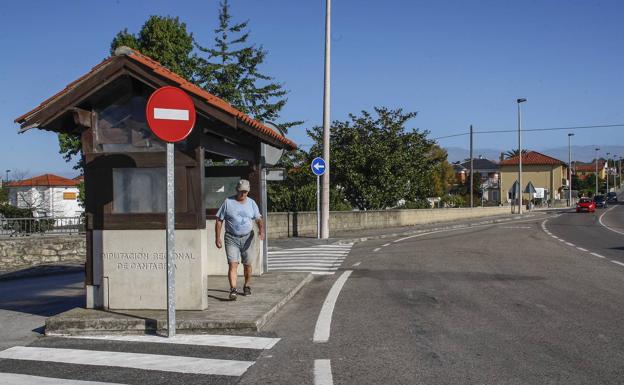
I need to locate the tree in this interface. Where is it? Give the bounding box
[308,107,436,210]
[110,16,197,80]
[503,149,528,159]
[428,145,456,197]
[195,0,300,130]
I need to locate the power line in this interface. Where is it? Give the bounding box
[432,123,624,141]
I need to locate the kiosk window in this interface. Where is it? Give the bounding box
[204,177,240,210]
[113,168,166,213]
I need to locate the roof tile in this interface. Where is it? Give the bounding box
[499,151,566,166]
[5,174,81,187]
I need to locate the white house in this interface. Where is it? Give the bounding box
[5,174,83,217]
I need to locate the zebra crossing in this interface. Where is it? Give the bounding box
[267,243,354,275]
[0,334,280,385]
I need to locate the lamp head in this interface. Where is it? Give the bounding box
[568,133,574,137]
[517,98,527,103]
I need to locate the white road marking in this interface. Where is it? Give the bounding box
[598,206,624,235]
[64,334,280,350]
[565,242,575,247]
[577,247,588,252]
[591,252,606,259]
[268,244,353,274]
[382,243,391,247]
[0,346,253,377]
[153,108,189,121]
[611,260,624,267]
[311,272,336,275]
[373,247,381,252]
[0,373,127,385]
[314,270,353,343]
[352,262,361,267]
[552,236,559,239]
[314,359,334,385]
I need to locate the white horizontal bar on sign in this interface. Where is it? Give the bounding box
[0,346,253,377]
[268,266,339,271]
[0,373,128,385]
[65,334,280,350]
[269,261,344,266]
[269,251,349,255]
[154,108,189,121]
[268,257,346,261]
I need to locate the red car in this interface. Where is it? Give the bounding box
[576,198,596,213]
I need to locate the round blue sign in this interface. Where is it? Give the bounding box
[311,157,326,176]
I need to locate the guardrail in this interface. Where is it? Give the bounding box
[0,217,84,237]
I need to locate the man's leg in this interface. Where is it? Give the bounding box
[243,264,252,287]
[228,262,238,289]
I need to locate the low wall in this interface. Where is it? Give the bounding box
[266,206,511,238]
[0,207,511,271]
[0,235,86,272]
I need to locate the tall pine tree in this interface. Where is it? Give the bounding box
[196,0,299,130]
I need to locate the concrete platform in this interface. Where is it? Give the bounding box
[45,272,311,336]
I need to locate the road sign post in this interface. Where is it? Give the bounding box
[146,86,196,338]
[311,157,326,239]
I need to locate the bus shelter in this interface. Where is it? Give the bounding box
[15,47,296,310]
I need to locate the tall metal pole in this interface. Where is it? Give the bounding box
[595,148,600,196]
[619,157,622,189]
[568,133,574,206]
[166,142,176,338]
[517,99,526,214]
[606,153,610,193]
[469,125,473,208]
[317,175,320,239]
[320,0,331,239]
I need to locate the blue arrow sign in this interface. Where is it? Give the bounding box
[311,157,326,176]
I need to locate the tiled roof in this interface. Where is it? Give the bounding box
[15,47,296,150]
[459,158,499,170]
[5,174,81,187]
[499,151,565,166]
[575,162,605,172]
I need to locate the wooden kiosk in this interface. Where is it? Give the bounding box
[15,47,296,310]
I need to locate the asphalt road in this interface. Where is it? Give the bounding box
[248,213,624,385]
[2,211,624,384]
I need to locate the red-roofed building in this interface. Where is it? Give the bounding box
[500,151,569,205]
[13,47,298,310]
[573,161,606,180]
[4,174,83,217]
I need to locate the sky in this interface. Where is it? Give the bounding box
[1,0,623,178]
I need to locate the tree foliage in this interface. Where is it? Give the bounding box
[504,149,528,159]
[308,107,438,210]
[195,0,299,130]
[110,16,196,80]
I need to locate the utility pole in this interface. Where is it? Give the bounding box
[470,125,473,208]
[568,133,574,206]
[517,98,526,214]
[320,0,331,239]
[595,148,600,196]
[606,152,611,193]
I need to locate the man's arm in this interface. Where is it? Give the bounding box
[215,219,223,248]
[256,218,265,240]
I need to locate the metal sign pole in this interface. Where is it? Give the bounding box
[317,174,320,239]
[166,142,176,338]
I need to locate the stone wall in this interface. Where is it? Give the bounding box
[0,235,86,272]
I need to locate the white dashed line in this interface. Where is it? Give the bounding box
[314,359,334,385]
[382,243,391,247]
[565,242,575,247]
[373,247,381,252]
[611,260,624,267]
[352,262,361,267]
[576,247,588,252]
[591,252,606,259]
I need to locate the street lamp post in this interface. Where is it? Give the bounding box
[595,148,600,196]
[568,133,574,206]
[4,170,9,183]
[606,152,611,193]
[517,98,526,214]
[619,156,622,189]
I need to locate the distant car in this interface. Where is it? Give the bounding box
[593,195,608,209]
[607,192,618,202]
[576,198,596,213]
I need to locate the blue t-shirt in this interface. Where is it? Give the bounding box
[216,196,262,236]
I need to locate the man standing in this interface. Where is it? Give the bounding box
[215,179,264,300]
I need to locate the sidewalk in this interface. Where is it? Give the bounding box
[46,272,311,336]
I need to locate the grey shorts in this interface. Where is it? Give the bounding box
[224,231,254,265]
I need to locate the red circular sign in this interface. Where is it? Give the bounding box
[146,86,196,142]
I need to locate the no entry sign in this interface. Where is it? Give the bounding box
[146,86,196,142]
